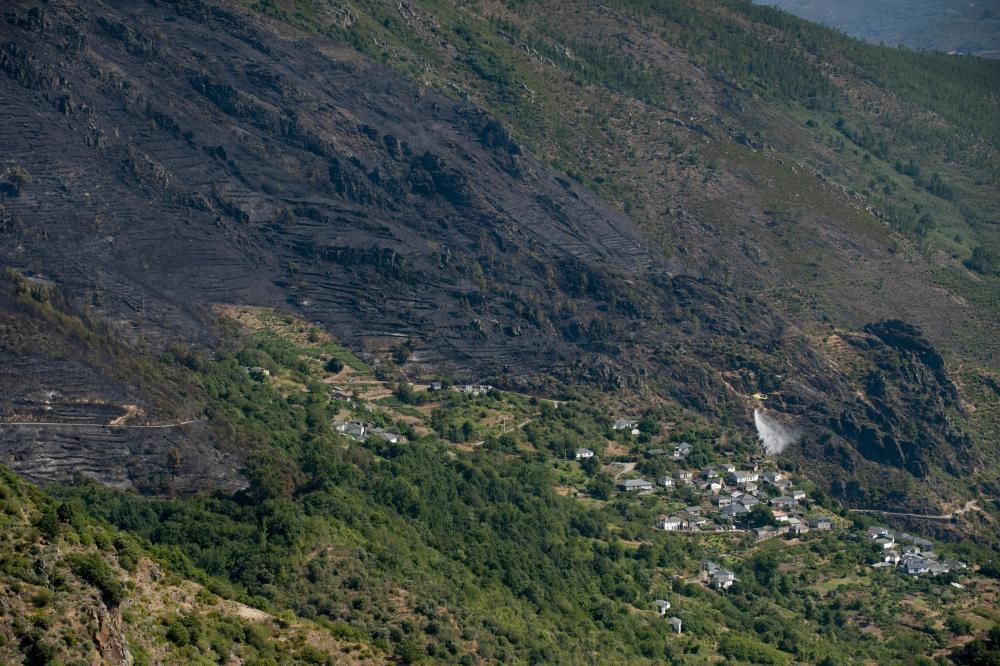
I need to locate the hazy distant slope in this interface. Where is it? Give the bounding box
[755,0,1000,57]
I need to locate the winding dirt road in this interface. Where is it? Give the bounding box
[848,499,984,521]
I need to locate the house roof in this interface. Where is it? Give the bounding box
[720,504,749,518]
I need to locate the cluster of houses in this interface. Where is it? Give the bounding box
[615,463,823,536]
[645,441,694,461]
[331,420,406,444]
[867,527,966,577]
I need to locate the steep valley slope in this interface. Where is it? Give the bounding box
[0,0,998,509]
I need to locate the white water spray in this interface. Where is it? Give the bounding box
[754,408,800,455]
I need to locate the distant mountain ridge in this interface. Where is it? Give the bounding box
[755,0,1000,57]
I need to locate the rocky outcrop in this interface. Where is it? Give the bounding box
[91,605,132,665]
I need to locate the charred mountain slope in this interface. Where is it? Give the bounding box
[0,273,244,493]
[1,0,654,374]
[0,0,988,506]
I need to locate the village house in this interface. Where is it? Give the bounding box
[655,599,671,616]
[668,617,683,634]
[330,387,353,401]
[674,469,694,483]
[771,496,799,510]
[702,481,723,494]
[704,467,720,480]
[743,482,759,494]
[618,478,653,493]
[867,526,892,540]
[369,427,405,444]
[772,510,790,523]
[687,515,710,528]
[773,479,793,493]
[787,517,808,535]
[720,463,737,474]
[790,490,808,502]
[332,420,367,440]
[729,470,759,486]
[902,556,934,576]
[762,471,785,484]
[613,418,640,436]
[720,503,749,520]
[738,495,760,510]
[656,475,675,488]
[714,495,734,509]
[672,442,693,460]
[657,515,688,531]
[808,516,833,530]
[703,561,737,590]
[575,447,595,460]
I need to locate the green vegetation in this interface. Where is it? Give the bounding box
[37,310,999,664]
[3,0,1000,662]
[66,553,126,606]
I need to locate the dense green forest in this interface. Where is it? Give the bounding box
[37,309,999,664]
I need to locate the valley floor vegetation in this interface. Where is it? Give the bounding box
[6,306,991,665]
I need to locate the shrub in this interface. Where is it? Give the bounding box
[66,553,125,606]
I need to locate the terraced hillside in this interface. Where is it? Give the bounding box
[1,1,998,505]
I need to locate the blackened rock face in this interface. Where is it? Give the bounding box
[0,0,979,506]
[0,0,653,377]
